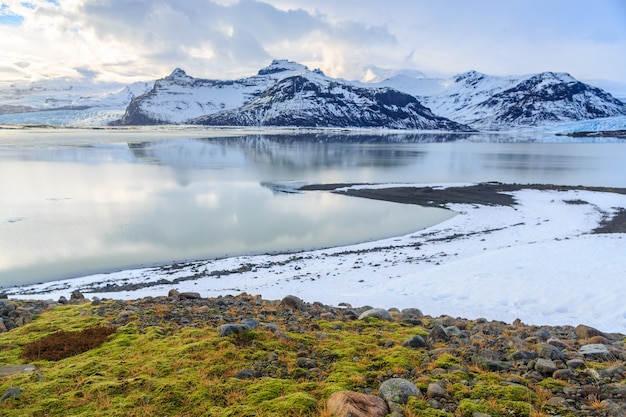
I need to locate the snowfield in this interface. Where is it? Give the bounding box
[8,184,626,334]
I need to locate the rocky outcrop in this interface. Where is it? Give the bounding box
[192,74,471,130]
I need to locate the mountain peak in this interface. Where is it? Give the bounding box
[257,59,309,76]
[165,68,191,81]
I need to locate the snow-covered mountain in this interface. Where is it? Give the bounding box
[0,77,152,125]
[0,78,151,112]
[370,70,626,130]
[2,59,625,130]
[117,60,313,125]
[118,60,469,130]
[191,72,469,130]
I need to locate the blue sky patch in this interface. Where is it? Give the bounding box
[0,4,25,26]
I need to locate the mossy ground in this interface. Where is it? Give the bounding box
[0,299,618,416]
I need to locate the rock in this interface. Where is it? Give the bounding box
[235,369,262,379]
[535,358,557,375]
[575,324,608,340]
[599,364,626,380]
[587,335,612,345]
[402,335,428,349]
[296,357,317,369]
[327,391,388,417]
[601,399,626,417]
[537,343,567,361]
[358,308,393,321]
[547,337,570,350]
[0,387,21,403]
[566,358,586,369]
[280,295,306,311]
[546,396,569,407]
[179,292,201,300]
[553,369,576,380]
[426,383,448,399]
[428,324,450,342]
[217,324,249,337]
[70,290,85,301]
[167,289,180,298]
[509,350,537,361]
[401,308,423,318]
[578,343,611,361]
[240,319,260,330]
[379,378,421,405]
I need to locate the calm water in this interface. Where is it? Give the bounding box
[1,128,626,287]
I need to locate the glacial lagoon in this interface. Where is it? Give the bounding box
[2,128,626,287]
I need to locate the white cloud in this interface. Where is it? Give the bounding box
[0,0,624,87]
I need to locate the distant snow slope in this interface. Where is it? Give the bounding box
[0,78,152,126]
[369,70,626,130]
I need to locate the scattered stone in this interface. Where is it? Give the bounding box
[0,387,21,403]
[426,383,448,399]
[400,308,423,318]
[280,295,306,311]
[575,324,608,340]
[0,364,37,377]
[535,358,558,375]
[402,335,428,349]
[178,292,201,300]
[327,391,388,417]
[553,368,576,380]
[428,324,450,342]
[578,343,612,361]
[217,324,249,337]
[379,378,421,405]
[241,319,260,330]
[296,357,317,369]
[601,399,626,417]
[537,343,567,361]
[70,290,85,301]
[358,308,393,321]
[566,358,586,369]
[586,335,612,345]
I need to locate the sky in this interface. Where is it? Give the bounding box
[1,0,626,91]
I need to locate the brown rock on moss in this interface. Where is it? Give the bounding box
[575,324,608,340]
[326,391,388,417]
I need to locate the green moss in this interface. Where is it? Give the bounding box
[469,382,536,403]
[406,397,454,416]
[259,391,318,415]
[434,353,461,369]
[537,377,569,390]
[457,399,531,417]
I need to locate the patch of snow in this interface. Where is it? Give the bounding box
[7,185,626,334]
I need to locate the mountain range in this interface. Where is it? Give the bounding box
[2,59,626,131]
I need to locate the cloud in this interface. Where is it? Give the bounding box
[0,0,624,86]
[65,0,396,80]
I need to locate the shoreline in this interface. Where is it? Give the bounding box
[6,182,626,333]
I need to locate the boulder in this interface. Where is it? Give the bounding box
[402,335,428,349]
[179,292,201,300]
[535,358,558,375]
[358,308,393,321]
[217,324,249,337]
[575,324,608,340]
[326,391,388,417]
[379,378,421,405]
[280,295,306,311]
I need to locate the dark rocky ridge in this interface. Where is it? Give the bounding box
[193,75,472,130]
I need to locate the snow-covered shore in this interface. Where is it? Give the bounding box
[7,184,626,334]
